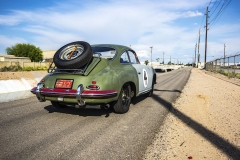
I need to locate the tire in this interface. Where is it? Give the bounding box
[51,101,67,109]
[113,83,131,114]
[53,41,92,69]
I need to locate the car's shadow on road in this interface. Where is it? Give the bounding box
[131,96,147,105]
[154,89,182,93]
[44,105,114,118]
[152,94,240,159]
[131,89,181,105]
[44,93,160,117]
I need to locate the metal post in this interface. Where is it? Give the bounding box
[204,6,209,69]
[215,59,217,72]
[162,52,164,64]
[224,44,226,67]
[228,57,229,78]
[197,29,200,68]
[195,43,197,67]
[150,46,153,67]
[234,55,236,79]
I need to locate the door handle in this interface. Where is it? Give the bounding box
[138,72,141,74]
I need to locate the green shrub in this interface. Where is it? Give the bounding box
[22,66,34,71]
[216,69,240,79]
[236,74,240,79]
[0,65,23,72]
[0,65,48,72]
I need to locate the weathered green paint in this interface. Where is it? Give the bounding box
[40,44,140,104]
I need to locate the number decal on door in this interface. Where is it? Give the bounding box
[143,69,148,88]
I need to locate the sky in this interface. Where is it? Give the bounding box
[0,0,239,64]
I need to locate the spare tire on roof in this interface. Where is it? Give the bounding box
[53,41,92,69]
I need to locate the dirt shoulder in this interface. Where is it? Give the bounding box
[144,68,240,159]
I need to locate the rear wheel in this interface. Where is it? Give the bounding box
[51,101,67,109]
[113,83,131,114]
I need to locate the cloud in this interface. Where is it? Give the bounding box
[136,50,149,59]
[0,0,238,63]
[0,35,26,52]
[0,10,35,26]
[181,11,203,17]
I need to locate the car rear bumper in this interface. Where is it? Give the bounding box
[30,83,118,105]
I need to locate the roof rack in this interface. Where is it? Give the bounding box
[47,52,101,75]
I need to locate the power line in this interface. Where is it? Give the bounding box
[196,15,205,42]
[209,0,228,23]
[209,0,231,29]
[209,0,223,17]
[208,0,213,7]
[199,14,205,29]
[208,0,219,11]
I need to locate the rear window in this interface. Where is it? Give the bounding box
[92,46,116,60]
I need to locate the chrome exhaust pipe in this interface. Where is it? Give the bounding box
[104,104,110,109]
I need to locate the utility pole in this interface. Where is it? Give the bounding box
[197,29,200,68]
[224,44,226,67]
[150,46,153,67]
[204,6,209,69]
[195,43,197,67]
[170,55,171,65]
[162,52,164,64]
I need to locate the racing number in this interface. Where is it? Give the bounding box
[143,69,148,88]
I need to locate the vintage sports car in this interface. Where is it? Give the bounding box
[31,41,156,114]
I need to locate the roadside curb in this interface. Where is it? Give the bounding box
[0,71,47,94]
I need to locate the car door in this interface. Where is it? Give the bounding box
[127,50,153,96]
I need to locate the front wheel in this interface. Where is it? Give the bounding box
[113,83,131,114]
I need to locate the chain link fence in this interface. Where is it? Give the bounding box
[206,53,240,79]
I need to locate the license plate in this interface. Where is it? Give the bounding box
[58,97,64,101]
[55,79,73,89]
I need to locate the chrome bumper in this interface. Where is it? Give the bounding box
[31,84,118,106]
[35,83,45,102]
[76,84,85,106]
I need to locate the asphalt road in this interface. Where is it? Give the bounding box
[0,67,191,160]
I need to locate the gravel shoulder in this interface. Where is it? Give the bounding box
[144,68,240,160]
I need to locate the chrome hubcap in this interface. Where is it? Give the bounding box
[59,44,84,60]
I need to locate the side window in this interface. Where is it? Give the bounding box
[128,50,138,64]
[120,51,130,64]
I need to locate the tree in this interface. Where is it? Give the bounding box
[6,43,43,62]
[144,60,149,65]
[156,58,160,62]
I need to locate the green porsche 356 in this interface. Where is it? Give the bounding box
[31,41,156,114]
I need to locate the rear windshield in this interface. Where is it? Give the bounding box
[92,46,116,60]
